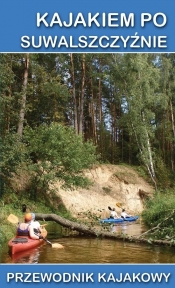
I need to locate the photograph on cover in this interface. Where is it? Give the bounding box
[1,52,175,264]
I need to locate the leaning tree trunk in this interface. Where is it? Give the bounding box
[35,213,175,248]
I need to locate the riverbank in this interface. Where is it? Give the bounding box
[52,164,154,218]
[0,164,154,246]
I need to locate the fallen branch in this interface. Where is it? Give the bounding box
[36,213,175,248]
[137,209,175,239]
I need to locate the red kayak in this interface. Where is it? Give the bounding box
[8,226,48,255]
[8,236,44,255]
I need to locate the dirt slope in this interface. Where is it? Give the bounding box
[53,164,154,218]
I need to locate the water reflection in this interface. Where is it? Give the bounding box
[37,236,175,264]
[3,247,41,264]
[110,222,145,235]
[2,223,175,264]
[11,248,41,263]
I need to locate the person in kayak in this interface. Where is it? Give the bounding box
[30,213,42,234]
[31,212,48,238]
[121,209,132,219]
[17,213,43,240]
[110,208,119,219]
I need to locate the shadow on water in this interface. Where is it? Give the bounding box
[2,222,175,264]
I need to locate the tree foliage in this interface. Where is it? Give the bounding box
[142,193,175,240]
[0,132,28,195]
[1,53,175,195]
[23,123,97,195]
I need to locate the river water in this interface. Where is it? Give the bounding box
[1,222,175,264]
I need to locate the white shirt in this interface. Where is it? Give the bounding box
[110,210,119,219]
[121,211,131,218]
[30,221,40,229]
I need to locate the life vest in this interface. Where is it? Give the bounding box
[17,223,31,236]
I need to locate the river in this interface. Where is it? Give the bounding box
[1,222,175,264]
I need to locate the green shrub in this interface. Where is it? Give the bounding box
[142,191,175,238]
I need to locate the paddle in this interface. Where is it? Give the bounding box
[33,232,52,246]
[7,214,64,249]
[116,202,123,208]
[7,214,19,224]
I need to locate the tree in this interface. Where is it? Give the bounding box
[23,123,97,198]
[70,53,78,133]
[156,54,175,172]
[0,54,16,138]
[116,54,160,188]
[17,54,29,136]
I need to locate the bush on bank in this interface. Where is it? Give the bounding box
[142,190,175,239]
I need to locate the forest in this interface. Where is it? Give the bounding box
[1,53,175,242]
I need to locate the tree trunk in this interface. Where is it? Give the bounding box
[79,54,85,134]
[98,71,103,158]
[70,53,78,134]
[131,120,157,190]
[141,111,156,179]
[90,78,97,145]
[17,54,29,136]
[169,97,175,171]
[35,213,175,248]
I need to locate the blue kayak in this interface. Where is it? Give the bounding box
[100,216,139,224]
